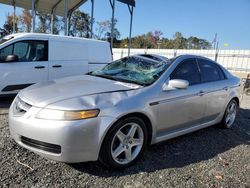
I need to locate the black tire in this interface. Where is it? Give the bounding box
[99,116,148,169]
[245,88,250,96]
[220,99,238,129]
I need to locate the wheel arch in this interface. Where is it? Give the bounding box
[117,112,153,146]
[100,112,153,150]
[231,96,240,106]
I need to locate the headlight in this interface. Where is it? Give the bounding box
[36,108,100,120]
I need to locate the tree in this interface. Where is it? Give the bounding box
[187,37,211,49]
[69,9,90,38]
[95,19,120,41]
[130,35,146,48]
[105,19,121,41]
[118,31,211,49]
[95,20,110,40]
[19,9,32,32]
[146,32,157,48]
[161,38,175,49]
[172,32,187,49]
[36,12,61,34]
[0,13,18,37]
[50,15,61,34]
[37,12,51,33]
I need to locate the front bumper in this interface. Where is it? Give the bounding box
[9,102,116,163]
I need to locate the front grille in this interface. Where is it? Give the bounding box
[20,136,61,154]
[13,96,32,115]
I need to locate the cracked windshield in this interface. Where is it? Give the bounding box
[91,56,172,86]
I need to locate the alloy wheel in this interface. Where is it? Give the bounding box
[111,122,144,165]
[225,101,237,128]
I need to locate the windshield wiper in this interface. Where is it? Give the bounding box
[90,74,121,82]
[117,78,146,86]
[90,73,145,86]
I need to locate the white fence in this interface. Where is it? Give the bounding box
[113,48,250,73]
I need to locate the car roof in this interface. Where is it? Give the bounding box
[133,54,215,64]
[134,54,169,63]
[175,54,216,62]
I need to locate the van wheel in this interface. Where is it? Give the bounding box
[220,99,238,129]
[99,117,147,169]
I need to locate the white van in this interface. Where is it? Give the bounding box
[0,33,112,96]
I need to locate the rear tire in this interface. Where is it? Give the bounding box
[245,88,250,96]
[220,99,238,129]
[99,116,148,169]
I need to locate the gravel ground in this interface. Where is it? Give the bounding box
[0,95,249,188]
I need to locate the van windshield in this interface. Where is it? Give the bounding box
[0,36,14,45]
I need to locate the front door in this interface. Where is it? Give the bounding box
[0,40,49,94]
[156,58,206,135]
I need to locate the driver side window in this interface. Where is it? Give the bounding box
[170,58,201,85]
[13,42,29,61]
[0,44,13,61]
[0,40,48,63]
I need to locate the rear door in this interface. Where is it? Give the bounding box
[0,40,49,94]
[197,58,229,122]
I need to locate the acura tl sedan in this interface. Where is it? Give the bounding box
[9,54,241,168]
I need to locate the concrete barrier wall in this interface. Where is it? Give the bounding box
[113,48,250,73]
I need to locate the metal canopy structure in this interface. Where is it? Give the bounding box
[0,0,86,16]
[0,0,89,35]
[109,0,135,56]
[0,0,136,55]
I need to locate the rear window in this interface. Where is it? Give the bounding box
[198,59,225,82]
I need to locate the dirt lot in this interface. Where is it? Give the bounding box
[0,95,249,188]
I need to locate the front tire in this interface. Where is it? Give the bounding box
[99,117,148,169]
[220,99,238,129]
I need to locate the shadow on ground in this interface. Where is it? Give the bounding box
[70,107,250,177]
[0,96,15,109]
[1,96,249,178]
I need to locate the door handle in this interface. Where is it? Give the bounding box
[52,65,62,68]
[198,90,205,96]
[34,66,45,69]
[222,86,228,91]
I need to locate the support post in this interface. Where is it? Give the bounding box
[67,11,72,36]
[51,10,54,34]
[109,0,115,48]
[12,0,16,33]
[31,0,36,32]
[90,0,94,38]
[64,0,69,36]
[128,5,133,56]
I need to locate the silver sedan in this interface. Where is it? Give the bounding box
[9,54,241,168]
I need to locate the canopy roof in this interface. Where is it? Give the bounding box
[0,0,87,16]
[0,0,136,55]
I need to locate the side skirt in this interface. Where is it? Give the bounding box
[153,118,222,144]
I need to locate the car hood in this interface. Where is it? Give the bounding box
[19,75,142,108]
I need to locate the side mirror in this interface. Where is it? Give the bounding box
[163,79,189,91]
[5,55,18,62]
